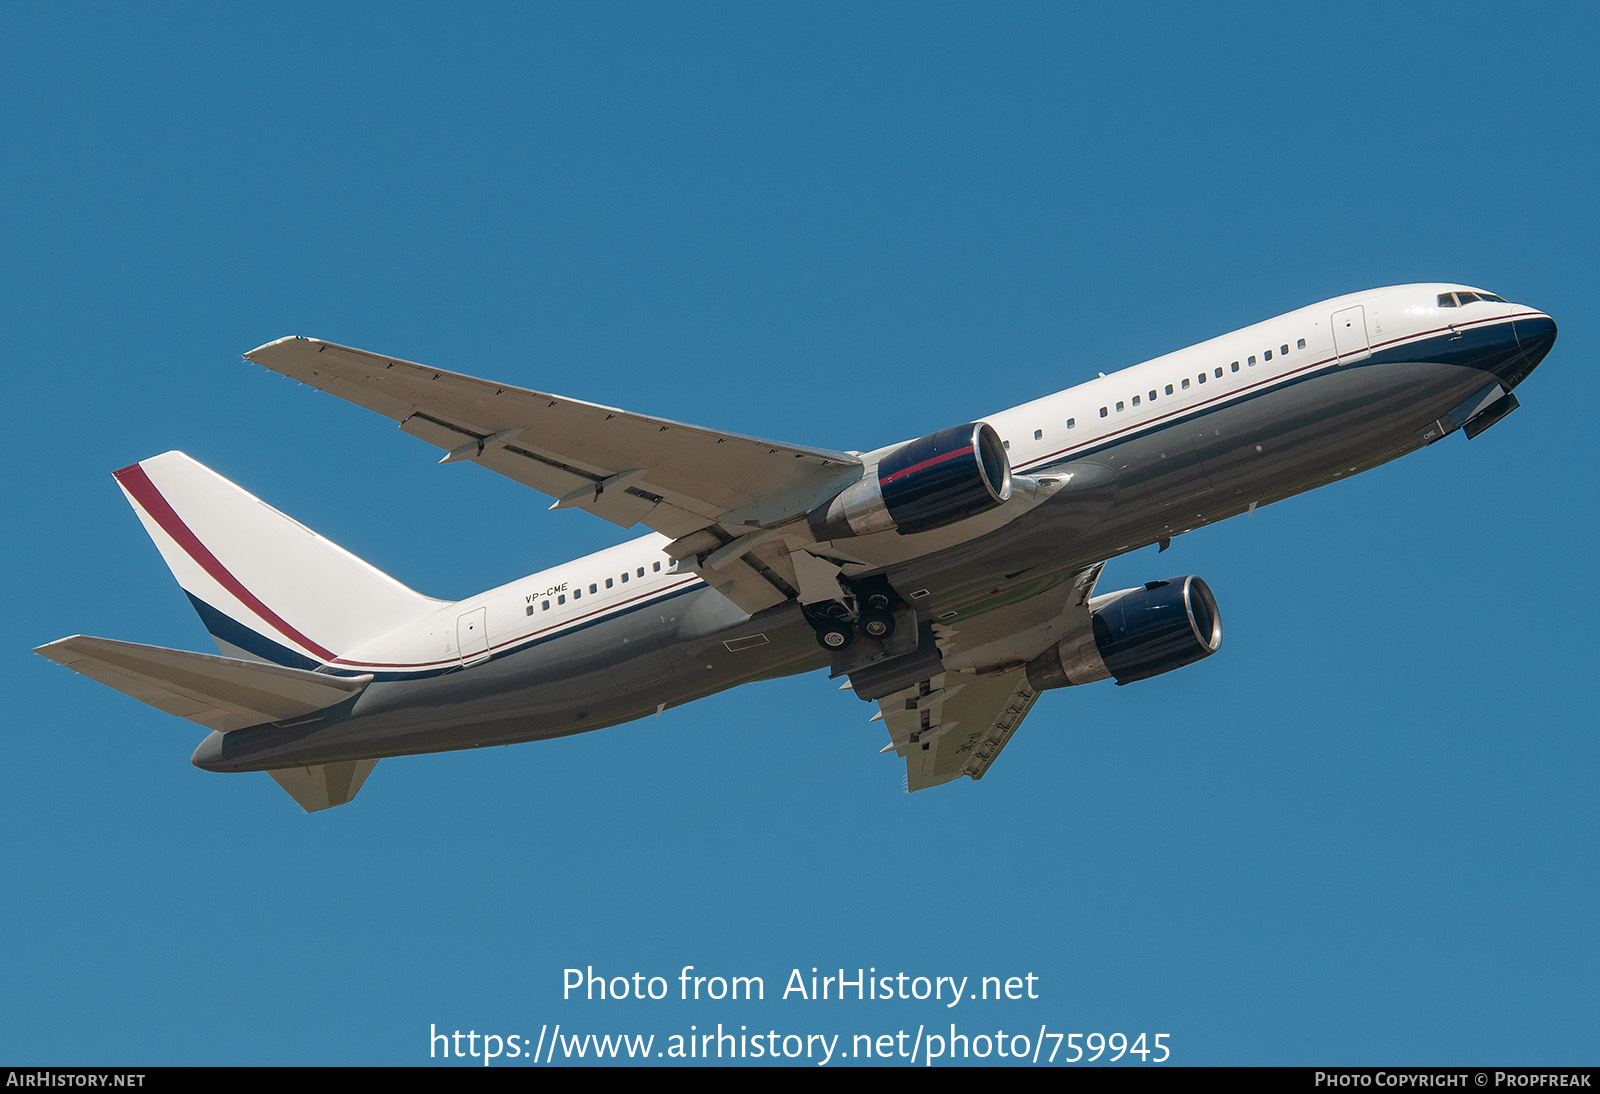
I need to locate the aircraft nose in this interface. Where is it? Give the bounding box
[1514,315,1558,373]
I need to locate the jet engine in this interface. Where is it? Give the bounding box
[1026,576,1222,689]
[807,422,1011,541]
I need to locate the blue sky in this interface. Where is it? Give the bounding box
[5,2,1597,1066]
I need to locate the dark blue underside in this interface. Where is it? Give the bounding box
[185,592,319,670]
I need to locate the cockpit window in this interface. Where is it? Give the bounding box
[1441,290,1506,307]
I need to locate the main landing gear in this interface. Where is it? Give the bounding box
[804,582,899,653]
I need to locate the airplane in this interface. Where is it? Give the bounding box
[36,284,1557,811]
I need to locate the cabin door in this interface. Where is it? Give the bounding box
[1332,305,1371,364]
[457,608,490,666]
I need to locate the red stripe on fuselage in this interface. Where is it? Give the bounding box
[113,462,338,662]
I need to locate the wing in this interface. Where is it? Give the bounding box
[875,667,1042,791]
[862,561,1106,790]
[244,337,862,613]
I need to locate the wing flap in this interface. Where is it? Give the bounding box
[36,636,372,732]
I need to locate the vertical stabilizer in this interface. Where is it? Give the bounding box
[115,452,442,668]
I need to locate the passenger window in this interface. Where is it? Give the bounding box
[1197,373,1206,384]
[1148,390,1157,400]
[1231,362,1239,372]
[1116,400,1125,411]
[1263,350,1271,361]
[1100,407,1108,417]
[573,589,581,600]
[1181,379,1190,389]
[621,573,629,583]
[1034,429,1042,440]
[1002,439,1010,450]
[1280,344,1289,355]
[1297,338,1306,349]
[542,600,550,611]
[1067,418,1075,428]
[637,567,645,578]
[1214,367,1223,377]
[1248,355,1256,366]
[1165,384,1173,395]
[653,562,661,572]
[605,578,614,589]
[589,583,597,593]
[558,594,566,605]
[1132,396,1140,406]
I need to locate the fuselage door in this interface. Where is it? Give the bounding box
[457,608,490,667]
[1332,305,1371,364]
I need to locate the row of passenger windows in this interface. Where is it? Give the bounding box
[1001,336,1309,449]
[531,561,663,612]
[1438,291,1505,307]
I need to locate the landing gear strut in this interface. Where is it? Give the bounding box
[805,582,900,652]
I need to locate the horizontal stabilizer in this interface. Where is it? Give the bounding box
[35,636,372,732]
[269,760,378,812]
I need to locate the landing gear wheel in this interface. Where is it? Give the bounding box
[860,608,895,640]
[814,622,855,651]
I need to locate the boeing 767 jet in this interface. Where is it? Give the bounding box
[37,284,1557,810]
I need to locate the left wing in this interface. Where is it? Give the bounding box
[244,337,862,612]
[862,561,1106,791]
[875,668,1041,791]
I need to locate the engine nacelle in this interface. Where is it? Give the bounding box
[1025,576,1222,690]
[808,422,1011,541]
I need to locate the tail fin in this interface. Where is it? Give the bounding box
[114,452,441,668]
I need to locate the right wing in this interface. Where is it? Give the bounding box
[245,337,863,613]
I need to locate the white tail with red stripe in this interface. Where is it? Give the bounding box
[114,452,443,668]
